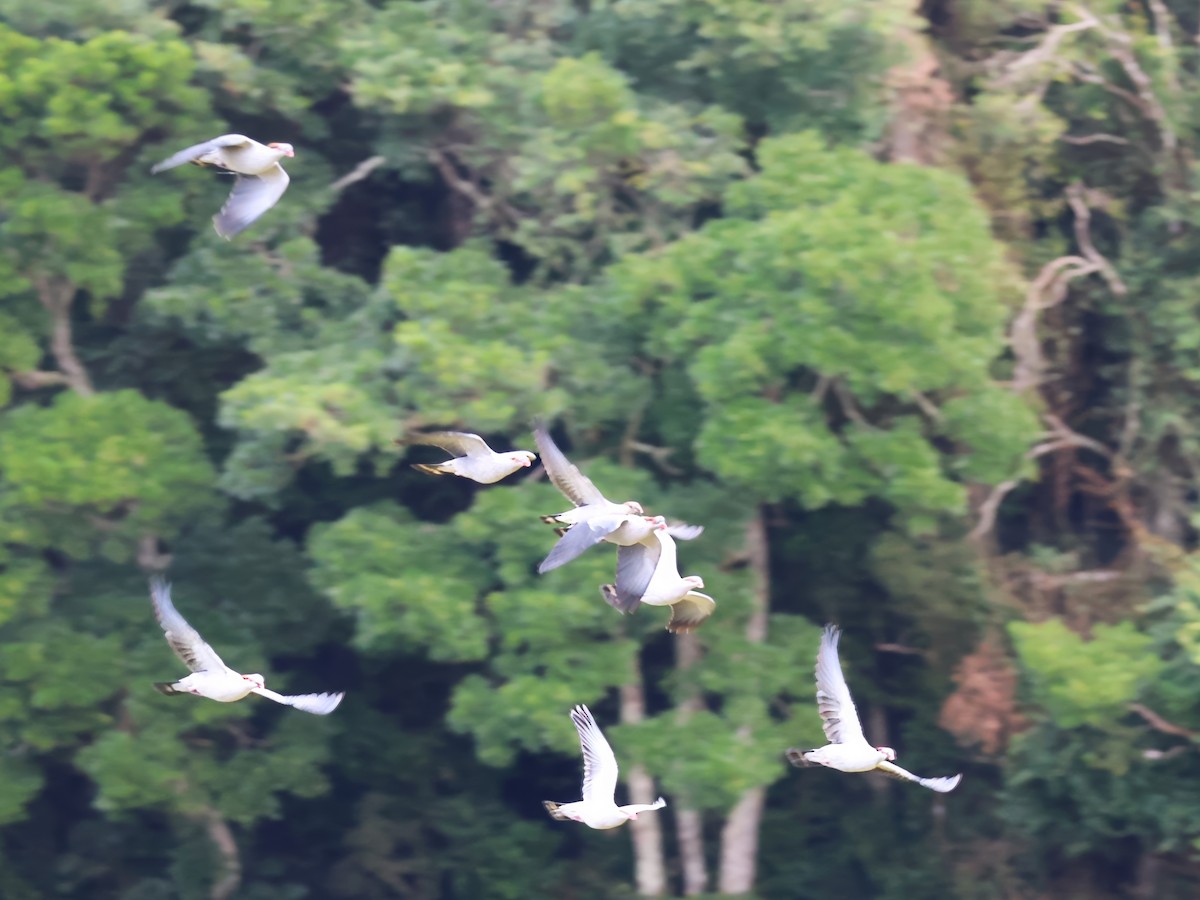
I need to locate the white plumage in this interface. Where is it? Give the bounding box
[150,578,343,716]
[786,624,961,792]
[543,704,666,829]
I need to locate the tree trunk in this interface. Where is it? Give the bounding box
[35,276,93,396]
[716,508,770,895]
[194,805,241,900]
[675,632,709,895]
[620,658,666,896]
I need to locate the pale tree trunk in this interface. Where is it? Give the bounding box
[675,633,708,895]
[620,656,667,896]
[194,805,241,900]
[23,275,94,396]
[717,508,770,895]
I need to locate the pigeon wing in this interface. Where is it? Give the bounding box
[666,591,716,633]
[252,687,345,716]
[150,134,252,173]
[401,431,492,459]
[814,624,868,746]
[150,578,227,674]
[213,164,290,239]
[876,760,962,793]
[537,515,625,574]
[532,421,606,508]
[571,704,619,806]
[610,534,665,609]
[664,522,704,541]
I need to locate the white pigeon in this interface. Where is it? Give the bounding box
[543,704,666,830]
[786,624,962,792]
[151,134,294,239]
[537,511,704,574]
[398,431,536,484]
[533,421,644,526]
[600,527,715,633]
[150,578,344,715]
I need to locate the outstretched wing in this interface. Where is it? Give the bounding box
[570,704,619,806]
[532,421,606,508]
[150,578,227,674]
[666,591,716,633]
[150,134,251,173]
[876,760,962,793]
[611,533,665,609]
[401,431,492,459]
[213,165,290,238]
[814,624,868,746]
[252,687,345,716]
[537,515,626,573]
[664,522,704,541]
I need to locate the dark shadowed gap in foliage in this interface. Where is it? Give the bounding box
[494,239,540,286]
[318,169,449,284]
[4,759,101,894]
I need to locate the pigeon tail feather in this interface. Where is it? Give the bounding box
[412,463,451,477]
[542,801,569,821]
[785,748,817,768]
[154,682,183,696]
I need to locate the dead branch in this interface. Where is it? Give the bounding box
[9,369,71,390]
[832,380,871,428]
[329,155,386,194]
[969,479,1019,542]
[33,274,93,396]
[427,147,517,229]
[1130,702,1199,740]
[994,9,1098,90]
[1061,133,1130,145]
[1065,182,1127,297]
[626,440,683,475]
[908,389,943,423]
[1009,254,1098,393]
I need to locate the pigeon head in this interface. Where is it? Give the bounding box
[510,451,536,468]
[646,516,667,528]
[622,501,645,515]
[876,746,897,761]
[268,142,295,158]
[683,575,705,590]
[243,673,266,689]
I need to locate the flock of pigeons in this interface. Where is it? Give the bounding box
[146,136,962,838]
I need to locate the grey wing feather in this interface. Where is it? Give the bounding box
[532,421,606,507]
[150,577,227,674]
[213,165,290,239]
[876,760,962,793]
[571,704,619,805]
[150,134,251,173]
[664,522,704,541]
[814,624,867,746]
[403,431,491,458]
[537,516,624,574]
[611,536,663,608]
[252,687,344,715]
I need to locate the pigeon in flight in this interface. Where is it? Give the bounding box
[543,704,666,829]
[786,624,962,792]
[537,512,703,575]
[533,421,644,527]
[599,528,715,632]
[149,578,343,715]
[398,431,536,484]
[151,134,294,239]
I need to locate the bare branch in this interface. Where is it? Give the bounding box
[969,479,1018,542]
[626,440,683,475]
[9,370,71,390]
[427,147,517,229]
[1040,413,1113,459]
[994,10,1098,90]
[32,274,93,396]
[1061,133,1130,146]
[908,389,943,423]
[1009,254,1098,393]
[832,380,871,428]
[1130,702,1199,740]
[329,155,386,194]
[1065,182,1127,297]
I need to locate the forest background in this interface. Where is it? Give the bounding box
[2,1,1200,898]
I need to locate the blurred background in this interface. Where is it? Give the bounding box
[2,1,1199,898]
